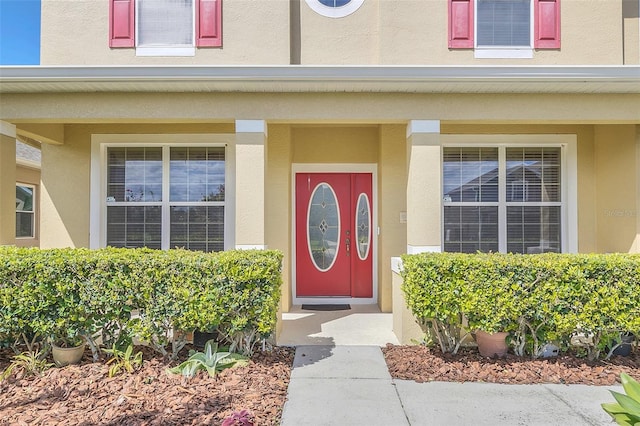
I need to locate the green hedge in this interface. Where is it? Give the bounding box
[401,252,640,360]
[0,247,283,360]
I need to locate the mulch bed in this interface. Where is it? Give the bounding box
[383,344,640,385]
[0,345,294,425]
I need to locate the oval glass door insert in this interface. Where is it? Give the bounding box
[356,193,370,260]
[307,183,340,271]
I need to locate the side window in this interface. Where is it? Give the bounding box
[16,184,35,239]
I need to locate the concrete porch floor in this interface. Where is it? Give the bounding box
[277,304,400,346]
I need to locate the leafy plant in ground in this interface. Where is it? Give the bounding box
[1,350,53,381]
[167,339,248,379]
[222,409,255,426]
[103,344,143,377]
[602,373,640,425]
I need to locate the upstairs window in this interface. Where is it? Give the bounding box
[137,0,194,48]
[477,0,530,47]
[449,0,560,57]
[109,0,222,54]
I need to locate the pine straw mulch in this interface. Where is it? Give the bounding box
[383,344,640,386]
[0,345,294,426]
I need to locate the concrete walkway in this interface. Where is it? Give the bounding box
[280,345,619,426]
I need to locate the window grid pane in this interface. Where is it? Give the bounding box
[107,206,162,249]
[506,206,561,254]
[170,206,224,252]
[506,147,561,203]
[107,147,163,202]
[443,147,499,203]
[444,206,499,253]
[138,0,193,47]
[477,0,531,47]
[170,147,225,202]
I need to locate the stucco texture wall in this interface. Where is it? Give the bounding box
[40,0,291,65]
[300,0,623,65]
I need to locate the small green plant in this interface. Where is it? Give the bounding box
[167,339,248,379]
[1,350,53,380]
[103,344,143,377]
[602,373,640,425]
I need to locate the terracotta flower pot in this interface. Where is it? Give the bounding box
[475,330,509,358]
[52,343,85,367]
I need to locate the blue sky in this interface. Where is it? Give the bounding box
[0,0,41,65]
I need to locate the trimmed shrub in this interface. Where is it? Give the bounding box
[0,247,283,361]
[401,252,640,360]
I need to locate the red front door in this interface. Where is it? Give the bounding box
[295,173,373,297]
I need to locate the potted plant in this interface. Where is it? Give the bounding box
[463,269,519,358]
[50,327,86,367]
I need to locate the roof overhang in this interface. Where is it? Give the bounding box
[0,65,639,94]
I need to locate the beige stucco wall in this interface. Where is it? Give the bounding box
[0,133,16,246]
[265,124,293,313]
[39,0,627,66]
[4,93,639,124]
[40,0,291,65]
[594,124,639,253]
[15,165,41,248]
[300,0,624,65]
[379,124,407,312]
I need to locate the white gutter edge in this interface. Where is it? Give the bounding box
[0,65,639,83]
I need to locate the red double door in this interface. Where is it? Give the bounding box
[295,173,373,297]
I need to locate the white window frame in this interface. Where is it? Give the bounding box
[474,0,534,59]
[90,134,235,250]
[441,134,578,254]
[15,183,36,239]
[304,0,365,18]
[135,0,196,57]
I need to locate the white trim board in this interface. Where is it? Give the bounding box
[291,163,379,306]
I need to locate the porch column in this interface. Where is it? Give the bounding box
[0,121,17,245]
[406,120,441,253]
[235,120,267,249]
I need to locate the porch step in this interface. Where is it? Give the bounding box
[277,305,400,346]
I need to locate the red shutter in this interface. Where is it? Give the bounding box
[196,0,222,47]
[448,0,474,48]
[534,0,560,49]
[109,0,135,48]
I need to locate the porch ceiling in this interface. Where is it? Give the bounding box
[0,65,639,94]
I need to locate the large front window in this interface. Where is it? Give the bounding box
[443,146,562,254]
[106,145,225,252]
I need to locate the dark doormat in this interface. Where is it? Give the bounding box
[301,304,351,311]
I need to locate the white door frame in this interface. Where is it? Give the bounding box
[291,163,378,305]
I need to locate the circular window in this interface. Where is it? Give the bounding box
[305,0,365,18]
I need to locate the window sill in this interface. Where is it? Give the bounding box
[474,48,533,59]
[136,47,196,57]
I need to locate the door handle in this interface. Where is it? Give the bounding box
[345,238,350,256]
